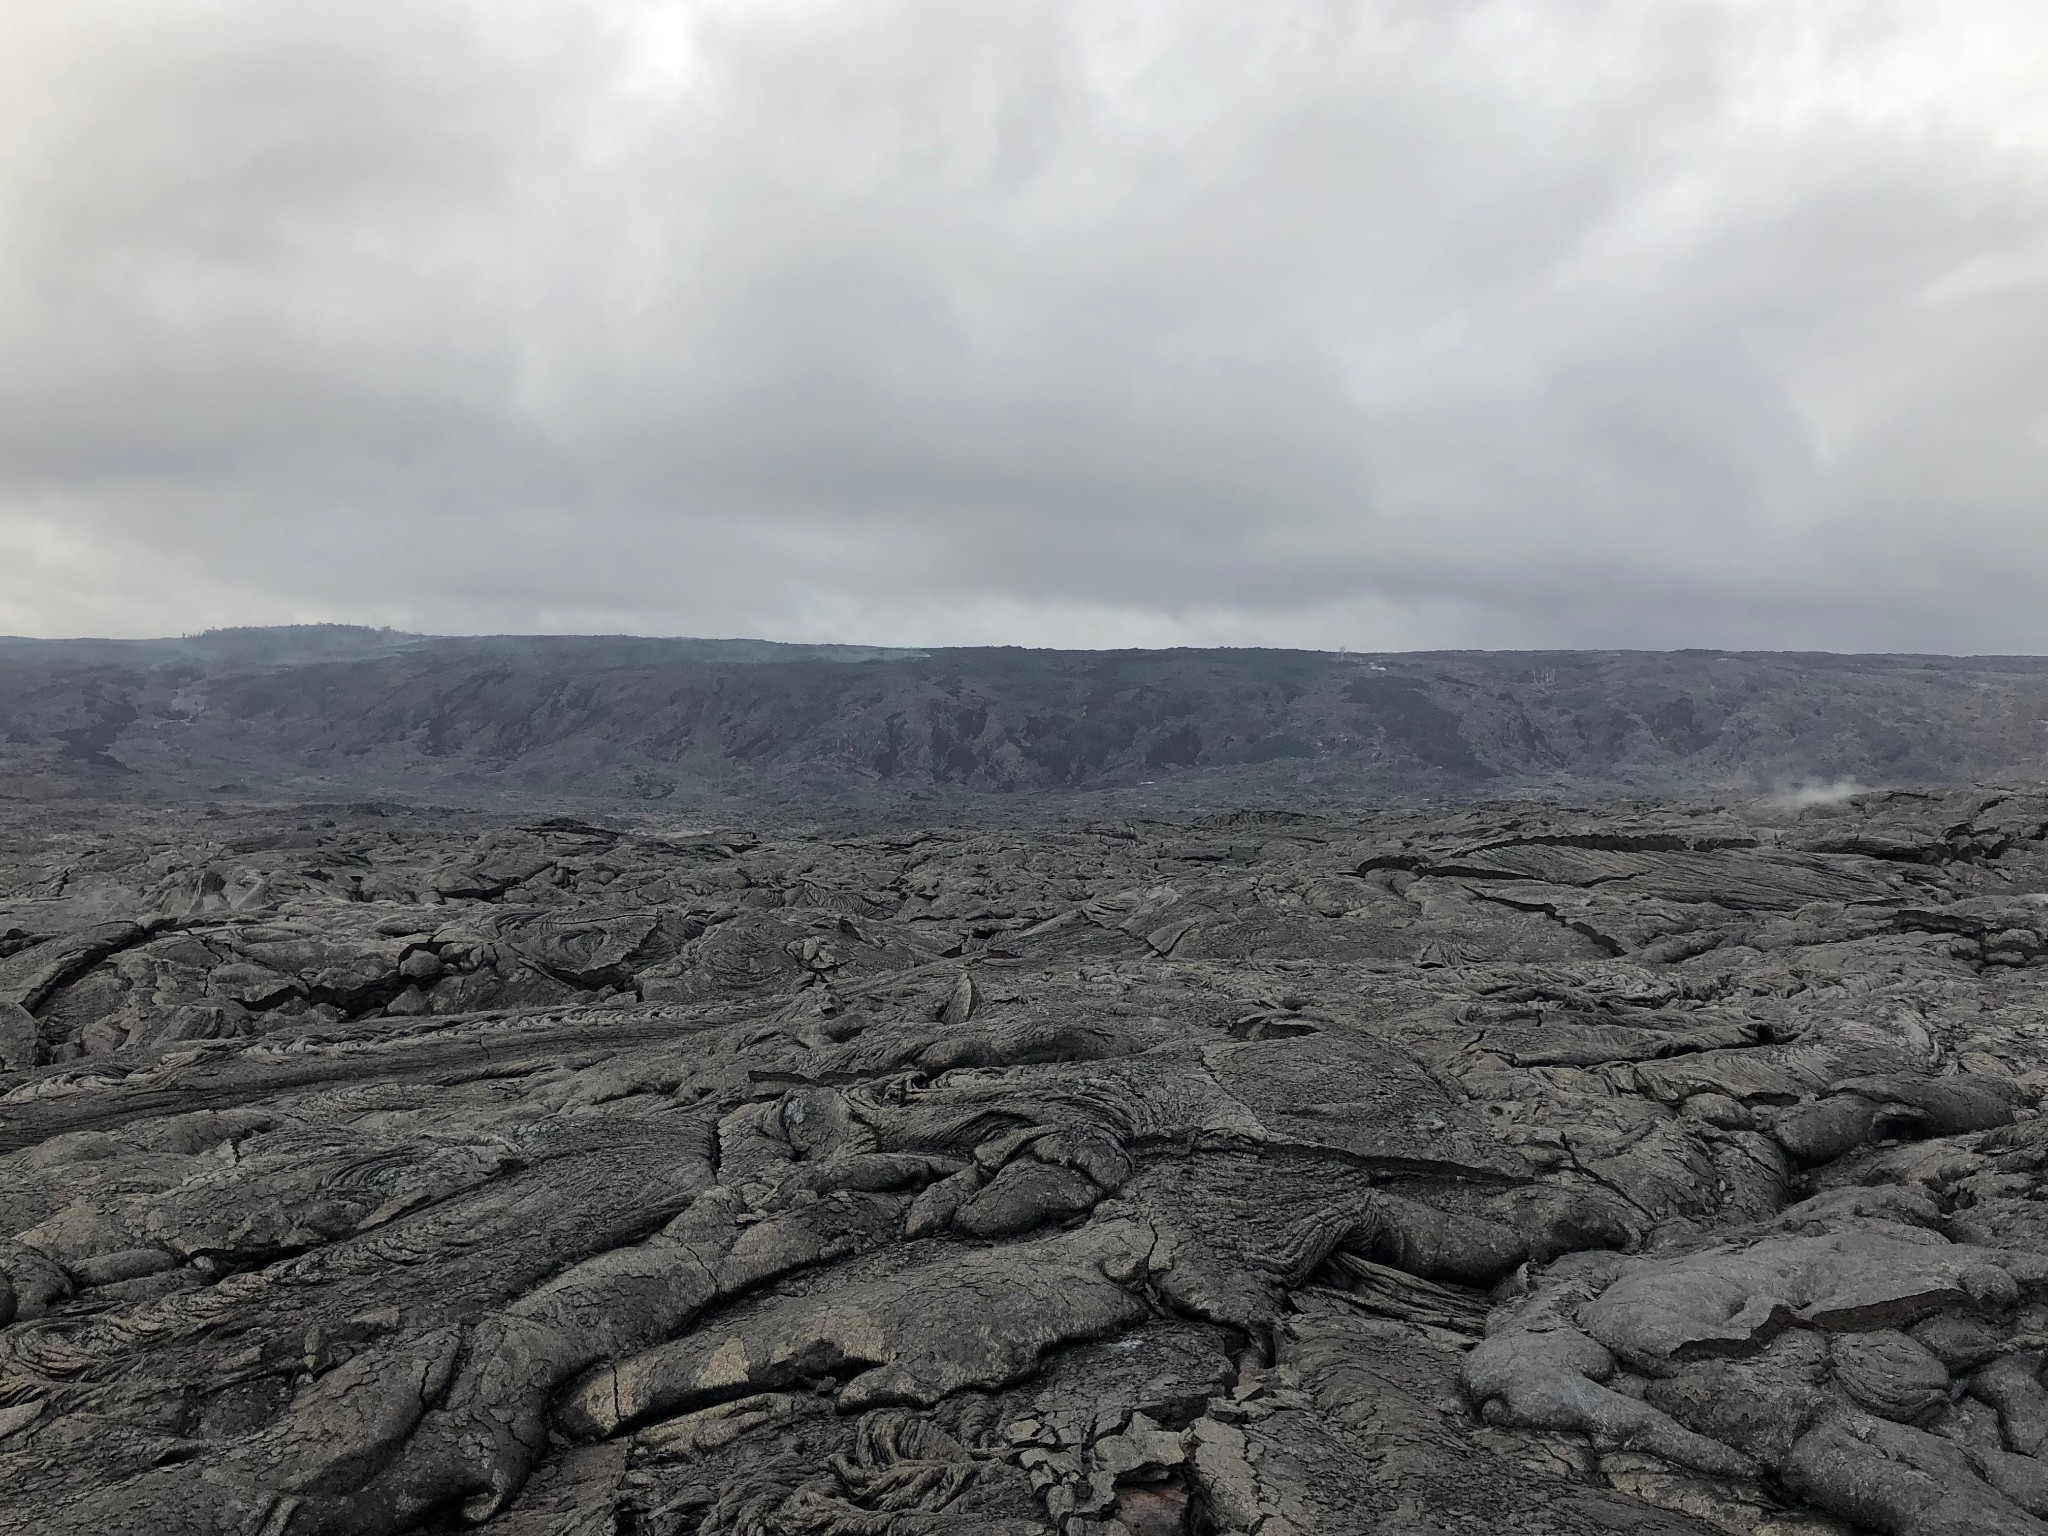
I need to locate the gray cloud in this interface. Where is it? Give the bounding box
[3,0,2045,649]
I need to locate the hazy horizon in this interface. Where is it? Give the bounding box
[13,621,2048,663]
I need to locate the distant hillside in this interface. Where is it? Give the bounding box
[1,629,2044,807]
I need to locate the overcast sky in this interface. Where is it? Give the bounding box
[2,1,2045,651]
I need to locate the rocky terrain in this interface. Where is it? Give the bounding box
[8,628,2048,807]
[6,784,2048,1532]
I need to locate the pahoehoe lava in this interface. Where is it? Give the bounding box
[5,786,2048,1532]
[9,637,2048,1533]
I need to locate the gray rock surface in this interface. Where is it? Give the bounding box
[12,628,2048,807]
[7,784,2048,1530]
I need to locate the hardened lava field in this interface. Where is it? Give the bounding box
[5,789,2048,1534]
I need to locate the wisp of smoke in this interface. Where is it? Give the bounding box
[1766,779,1869,810]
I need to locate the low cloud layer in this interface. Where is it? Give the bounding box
[3,1,2045,650]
